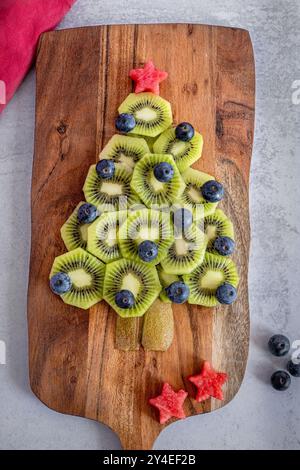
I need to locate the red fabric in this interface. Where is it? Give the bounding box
[0,0,76,113]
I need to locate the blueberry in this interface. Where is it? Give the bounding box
[77,203,98,224]
[153,162,174,182]
[115,113,136,132]
[214,236,235,256]
[271,370,291,391]
[287,359,300,377]
[165,281,190,304]
[175,122,195,142]
[96,159,115,179]
[216,283,237,305]
[50,272,72,295]
[201,180,224,203]
[268,334,290,357]
[115,290,135,309]
[138,240,158,262]
[173,208,193,231]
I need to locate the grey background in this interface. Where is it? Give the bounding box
[0,0,299,450]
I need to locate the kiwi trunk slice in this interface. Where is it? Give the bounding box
[118,93,172,137]
[160,223,207,275]
[83,164,140,212]
[131,153,185,208]
[50,248,105,310]
[142,299,174,351]
[204,209,234,253]
[118,208,173,266]
[87,211,126,263]
[153,127,203,172]
[115,316,143,351]
[183,252,239,307]
[103,258,161,317]
[99,134,149,172]
[178,168,219,218]
[157,265,181,303]
[61,202,89,251]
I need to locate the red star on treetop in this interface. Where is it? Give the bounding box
[129,61,168,95]
[188,361,228,402]
[149,382,188,424]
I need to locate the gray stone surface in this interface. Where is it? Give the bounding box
[0,0,299,450]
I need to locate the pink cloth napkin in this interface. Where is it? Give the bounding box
[0,0,76,113]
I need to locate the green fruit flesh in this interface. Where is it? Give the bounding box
[153,127,203,172]
[204,209,234,253]
[142,299,174,351]
[118,93,172,137]
[61,202,90,251]
[118,208,173,266]
[83,164,140,212]
[50,248,105,310]
[87,211,126,263]
[103,258,161,317]
[131,153,185,208]
[99,134,149,172]
[183,252,239,307]
[160,223,207,274]
[178,168,219,218]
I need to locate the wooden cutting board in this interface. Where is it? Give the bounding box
[28,24,255,450]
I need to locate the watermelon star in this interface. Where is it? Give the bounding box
[149,382,188,424]
[188,361,228,402]
[129,61,168,95]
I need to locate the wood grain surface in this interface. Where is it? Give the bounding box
[28,24,255,450]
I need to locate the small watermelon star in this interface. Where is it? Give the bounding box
[129,61,168,95]
[188,361,228,402]
[149,382,188,424]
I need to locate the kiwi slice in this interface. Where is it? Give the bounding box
[87,211,126,263]
[99,134,149,172]
[83,164,140,212]
[157,265,181,303]
[178,168,219,218]
[61,202,90,251]
[118,93,172,137]
[118,208,173,266]
[49,248,105,310]
[115,316,143,351]
[103,258,161,317]
[153,127,203,172]
[183,252,239,307]
[204,209,234,253]
[142,299,174,351]
[131,153,185,208]
[160,223,207,275]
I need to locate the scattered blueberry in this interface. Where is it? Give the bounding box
[175,122,195,141]
[115,290,135,309]
[201,180,224,203]
[214,236,235,256]
[216,283,237,305]
[77,203,98,224]
[166,281,190,304]
[154,162,174,182]
[96,159,115,179]
[268,334,290,357]
[50,272,72,295]
[173,208,193,231]
[287,359,300,377]
[138,240,158,262]
[271,370,291,391]
[115,113,136,132]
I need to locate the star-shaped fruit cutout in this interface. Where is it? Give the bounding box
[188,361,228,402]
[149,382,188,424]
[129,61,168,95]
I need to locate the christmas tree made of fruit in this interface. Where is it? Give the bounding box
[49,61,239,352]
